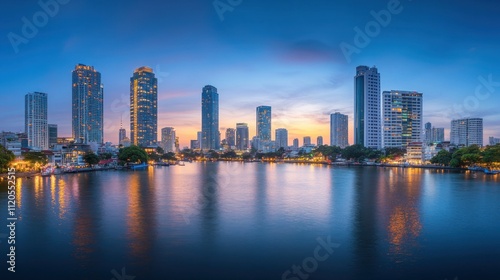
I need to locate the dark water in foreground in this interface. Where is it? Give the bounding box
[0,162,499,280]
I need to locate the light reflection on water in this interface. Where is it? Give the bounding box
[0,163,499,280]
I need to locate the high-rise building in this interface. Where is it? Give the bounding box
[256,106,272,142]
[197,131,202,149]
[293,138,299,149]
[382,90,423,148]
[190,140,199,150]
[317,136,323,146]
[489,137,500,146]
[236,123,249,151]
[130,66,158,147]
[431,128,445,143]
[275,128,288,149]
[119,127,126,145]
[303,136,311,146]
[72,64,104,144]
[161,127,176,153]
[424,122,432,144]
[201,85,219,150]
[25,92,48,150]
[330,113,348,148]
[451,118,483,147]
[48,124,58,148]
[225,128,236,148]
[354,66,381,149]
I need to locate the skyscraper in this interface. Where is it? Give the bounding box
[130,66,158,147]
[25,92,48,150]
[48,124,58,148]
[72,64,104,144]
[317,136,323,146]
[236,123,249,151]
[161,127,176,153]
[431,128,445,143]
[256,106,272,142]
[330,113,349,148]
[226,128,236,148]
[451,118,483,147]
[424,122,432,144]
[354,66,381,149]
[382,90,423,148]
[275,128,288,149]
[303,136,311,146]
[293,138,299,150]
[201,85,219,150]
[119,127,126,145]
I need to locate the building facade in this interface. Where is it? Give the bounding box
[256,106,272,141]
[236,123,249,151]
[354,66,381,149]
[130,66,158,147]
[489,137,500,146]
[72,64,103,144]
[275,128,288,149]
[201,85,220,150]
[382,90,423,148]
[161,127,176,153]
[225,128,236,148]
[303,136,311,146]
[25,92,48,150]
[330,113,349,148]
[450,118,483,147]
[48,124,58,148]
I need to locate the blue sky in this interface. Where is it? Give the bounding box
[1,0,499,146]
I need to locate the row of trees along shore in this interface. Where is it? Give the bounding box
[1,143,499,172]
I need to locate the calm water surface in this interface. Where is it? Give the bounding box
[0,162,499,279]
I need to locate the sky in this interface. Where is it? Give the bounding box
[1,0,499,147]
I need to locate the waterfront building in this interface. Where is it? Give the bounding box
[48,124,58,148]
[317,136,323,146]
[201,85,220,150]
[236,123,249,151]
[330,113,349,148]
[405,142,423,165]
[130,66,158,146]
[226,128,236,148]
[161,127,176,153]
[72,64,104,144]
[354,66,381,149]
[450,118,483,147]
[25,91,48,150]
[382,90,423,148]
[275,128,288,149]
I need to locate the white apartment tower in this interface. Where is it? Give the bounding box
[451,118,483,147]
[354,66,381,149]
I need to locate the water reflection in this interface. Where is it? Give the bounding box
[198,162,220,243]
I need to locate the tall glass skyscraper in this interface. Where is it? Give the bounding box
[201,85,220,150]
[256,106,272,141]
[130,66,158,147]
[330,113,349,148]
[72,64,103,144]
[225,128,236,148]
[25,92,48,150]
[354,66,381,149]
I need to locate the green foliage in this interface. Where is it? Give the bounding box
[118,145,148,163]
[162,152,177,160]
[341,145,368,162]
[242,153,252,160]
[156,146,165,154]
[430,150,452,166]
[0,144,15,172]
[83,152,100,166]
[222,150,238,159]
[23,151,48,166]
[482,144,500,167]
[99,152,113,160]
[314,145,341,159]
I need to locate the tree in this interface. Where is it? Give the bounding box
[222,150,237,159]
[0,144,15,172]
[156,146,165,155]
[209,150,220,159]
[162,152,177,161]
[242,153,252,160]
[482,144,500,167]
[99,152,113,160]
[118,145,148,163]
[23,151,48,166]
[83,152,100,166]
[430,150,452,166]
[450,145,481,168]
[341,145,368,162]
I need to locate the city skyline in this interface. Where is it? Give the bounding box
[2,0,500,148]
